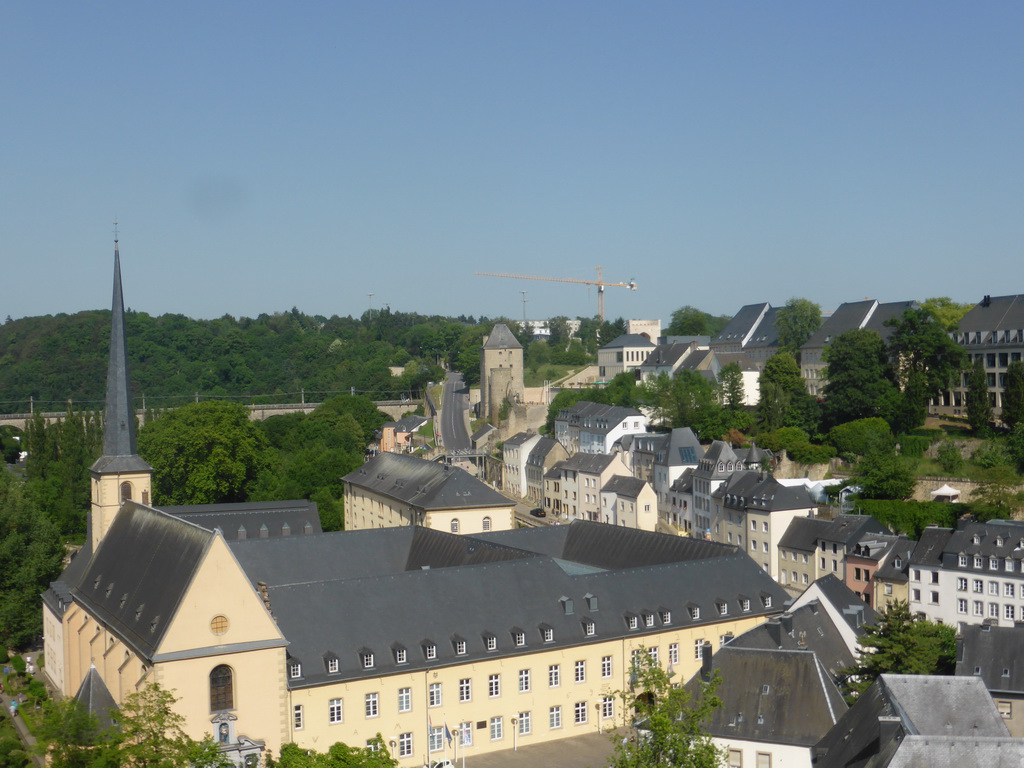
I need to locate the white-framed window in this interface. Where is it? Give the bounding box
[455,640,466,655]
[395,648,407,664]
[398,732,413,758]
[628,615,639,630]
[517,711,531,735]
[930,591,940,604]
[762,595,772,608]
[365,693,378,718]
[329,698,343,724]
[974,579,984,593]
[741,598,751,612]
[974,600,984,616]
[519,668,531,692]
[429,726,443,752]
[991,557,1000,570]
[451,519,460,533]
[542,627,554,642]
[688,606,700,620]
[1006,604,1016,621]
[293,704,303,730]
[549,664,560,687]
[459,722,473,747]
[959,554,969,567]
[486,635,497,651]
[398,687,411,712]
[718,602,728,616]
[644,613,655,628]
[601,696,614,719]
[648,646,659,663]
[669,643,679,665]
[1006,583,1016,598]
[990,582,1000,596]
[361,653,373,669]
[482,516,492,531]
[490,716,503,741]
[514,631,526,647]
[289,662,302,678]
[327,657,339,674]
[489,673,501,697]
[549,705,562,729]
[584,620,595,636]
[694,639,705,660]
[425,644,437,660]
[802,573,809,584]
[957,599,968,614]
[429,682,442,707]
[660,609,671,624]
[751,520,757,531]
[574,660,586,683]
[990,603,1000,617]
[459,678,471,702]
[602,655,613,678]
[975,556,984,569]
[574,701,588,724]
[957,577,968,591]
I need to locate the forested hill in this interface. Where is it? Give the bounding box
[0,307,493,414]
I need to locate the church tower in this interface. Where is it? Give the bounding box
[88,239,152,551]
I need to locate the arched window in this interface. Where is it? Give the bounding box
[482,516,492,532]
[210,665,234,711]
[451,519,460,533]
[120,482,132,502]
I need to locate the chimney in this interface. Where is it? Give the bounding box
[765,618,782,648]
[878,715,904,745]
[779,613,793,637]
[701,641,713,682]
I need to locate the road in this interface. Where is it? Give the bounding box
[439,371,472,452]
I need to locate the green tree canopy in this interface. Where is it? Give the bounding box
[138,401,272,505]
[1002,361,1024,430]
[775,297,822,355]
[852,447,916,500]
[920,296,974,331]
[666,306,728,337]
[756,351,819,434]
[827,418,894,460]
[268,739,397,768]
[966,359,992,435]
[822,329,898,428]
[844,601,955,701]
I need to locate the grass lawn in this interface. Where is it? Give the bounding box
[524,365,588,387]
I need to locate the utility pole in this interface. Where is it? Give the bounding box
[520,291,528,325]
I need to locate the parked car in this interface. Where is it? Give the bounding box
[429,761,456,768]
[530,508,546,517]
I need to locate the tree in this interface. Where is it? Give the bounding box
[920,296,974,332]
[269,739,397,768]
[775,297,821,358]
[35,698,107,768]
[1002,361,1024,430]
[717,363,745,412]
[756,351,819,434]
[884,307,966,431]
[610,651,724,768]
[852,447,916,500]
[936,440,964,474]
[844,600,956,701]
[965,359,992,435]
[822,329,897,428]
[138,401,272,505]
[666,306,719,337]
[827,418,894,460]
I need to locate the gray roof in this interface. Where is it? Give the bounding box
[712,303,771,347]
[75,666,119,732]
[813,674,1009,768]
[662,427,704,467]
[556,452,620,475]
[526,437,560,465]
[909,526,955,566]
[802,300,877,349]
[779,516,833,551]
[482,323,522,349]
[958,294,1024,337]
[820,514,891,547]
[342,453,513,510]
[715,352,760,371]
[159,499,321,541]
[640,343,692,368]
[956,623,1024,695]
[692,647,846,746]
[873,537,914,582]
[601,334,656,350]
[884,737,1024,768]
[809,573,879,631]
[742,306,781,349]
[503,431,537,446]
[602,475,647,499]
[91,243,151,475]
[712,470,815,512]
[230,521,788,688]
[68,502,214,659]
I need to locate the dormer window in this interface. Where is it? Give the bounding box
[973,534,981,545]
[394,648,407,664]
[975,556,984,569]
[425,644,437,660]
[659,610,671,625]
[455,640,467,655]
[893,557,902,569]
[644,613,655,628]
[717,602,728,616]
[541,626,554,643]
[990,557,999,570]
[290,662,303,678]
[360,653,373,670]
[327,657,339,674]
[583,620,595,637]
[560,596,574,615]
[513,631,525,647]
[585,593,598,612]
[761,595,773,608]
[627,615,639,630]
[958,554,968,567]
[688,606,700,620]
[484,634,497,652]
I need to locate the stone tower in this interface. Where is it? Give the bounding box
[479,323,524,423]
[88,239,152,551]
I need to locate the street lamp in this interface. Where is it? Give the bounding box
[511,717,518,751]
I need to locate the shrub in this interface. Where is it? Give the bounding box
[828,418,894,459]
[937,441,964,474]
[10,655,25,676]
[897,434,931,459]
[974,441,1012,469]
[788,442,837,465]
[854,499,962,538]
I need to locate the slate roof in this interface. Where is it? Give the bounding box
[909,526,955,566]
[873,537,914,582]
[556,452,620,475]
[482,323,522,349]
[526,437,559,465]
[692,647,846,746]
[715,352,760,371]
[813,675,1009,768]
[230,521,788,688]
[602,475,647,499]
[75,666,119,732]
[779,517,833,551]
[742,306,781,350]
[503,432,536,447]
[159,499,321,541]
[957,294,1024,338]
[727,599,859,682]
[712,303,771,347]
[661,427,704,467]
[91,243,151,475]
[820,514,891,547]
[809,573,879,631]
[640,343,692,368]
[601,333,656,350]
[956,623,1024,695]
[802,300,877,349]
[849,534,900,564]
[712,470,815,512]
[68,502,214,659]
[677,349,713,370]
[342,452,513,510]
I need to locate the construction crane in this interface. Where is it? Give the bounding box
[475,267,637,322]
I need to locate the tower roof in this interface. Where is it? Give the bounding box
[91,241,151,474]
[482,323,522,350]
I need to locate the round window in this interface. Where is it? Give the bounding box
[210,615,229,635]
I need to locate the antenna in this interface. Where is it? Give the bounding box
[520,290,528,324]
[112,217,119,243]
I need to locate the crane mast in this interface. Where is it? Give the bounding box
[475,266,637,321]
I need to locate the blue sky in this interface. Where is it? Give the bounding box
[3,2,1022,325]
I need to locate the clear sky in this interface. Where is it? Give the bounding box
[3,2,1022,325]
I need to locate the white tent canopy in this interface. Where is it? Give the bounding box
[930,483,961,502]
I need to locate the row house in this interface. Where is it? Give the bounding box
[600,475,658,530]
[710,302,777,361]
[690,441,769,536]
[869,537,915,612]
[524,437,567,507]
[553,401,647,456]
[596,333,656,381]
[502,432,541,498]
[543,452,631,521]
[800,299,916,396]
[777,515,890,596]
[709,471,817,582]
[844,534,903,609]
[908,520,1024,631]
[626,428,703,522]
[635,341,704,382]
[939,294,1024,416]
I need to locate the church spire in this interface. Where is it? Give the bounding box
[92,239,151,471]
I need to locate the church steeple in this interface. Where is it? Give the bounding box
[89,238,152,549]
